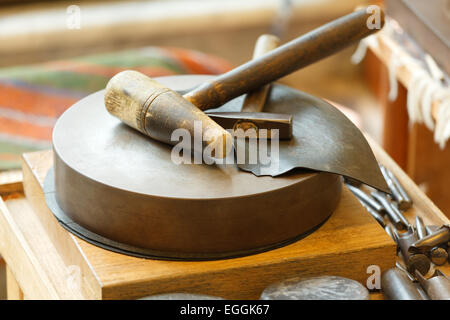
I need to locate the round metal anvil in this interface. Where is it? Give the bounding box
[45,75,342,260]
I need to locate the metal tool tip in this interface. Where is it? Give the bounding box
[430,247,448,266]
[407,254,430,276]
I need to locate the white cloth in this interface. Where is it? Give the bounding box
[351,26,450,148]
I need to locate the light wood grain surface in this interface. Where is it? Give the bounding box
[0,134,448,299]
[6,266,23,300]
[0,149,396,299]
[0,170,23,195]
[0,193,60,299]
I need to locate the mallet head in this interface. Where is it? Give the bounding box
[105,70,232,158]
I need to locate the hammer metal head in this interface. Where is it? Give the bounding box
[206,112,293,139]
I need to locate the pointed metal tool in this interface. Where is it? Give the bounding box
[345,183,385,227]
[415,216,427,240]
[411,224,450,265]
[371,191,407,230]
[410,225,450,253]
[380,164,412,210]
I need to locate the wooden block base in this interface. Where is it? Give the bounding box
[0,150,397,299]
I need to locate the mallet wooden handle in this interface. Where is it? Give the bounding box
[241,34,280,112]
[184,7,384,110]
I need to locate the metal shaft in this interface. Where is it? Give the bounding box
[425,225,440,235]
[241,34,280,113]
[346,183,384,212]
[389,200,410,228]
[415,216,427,240]
[360,201,385,227]
[385,224,398,242]
[371,191,406,230]
[410,225,450,253]
[383,165,412,210]
[379,165,408,209]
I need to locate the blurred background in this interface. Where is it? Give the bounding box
[0,0,449,298]
[0,0,384,165]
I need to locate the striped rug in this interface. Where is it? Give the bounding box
[0,47,232,170]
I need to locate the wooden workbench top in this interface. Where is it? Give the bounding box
[0,136,448,300]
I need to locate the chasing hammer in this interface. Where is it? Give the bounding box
[105,8,384,155]
[241,34,280,113]
[184,8,385,110]
[210,34,294,140]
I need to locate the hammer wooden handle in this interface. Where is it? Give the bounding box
[241,34,280,112]
[184,8,384,110]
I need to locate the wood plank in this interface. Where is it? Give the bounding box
[4,198,87,299]
[0,256,5,300]
[0,197,59,299]
[6,266,23,300]
[3,188,450,300]
[21,152,102,299]
[21,150,396,300]
[0,170,23,195]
